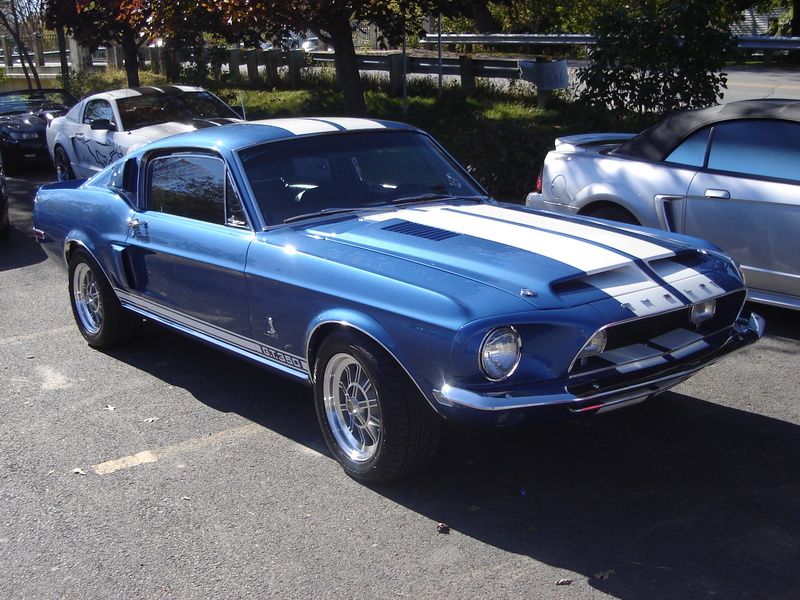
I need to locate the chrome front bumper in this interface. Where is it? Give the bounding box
[434,311,765,414]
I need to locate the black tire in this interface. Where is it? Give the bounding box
[54,146,75,182]
[586,205,640,225]
[1,151,20,176]
[68,249,140,348]
[0,161,9,239]
[313,331,441,483]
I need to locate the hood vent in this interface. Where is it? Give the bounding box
[382,221,460,241]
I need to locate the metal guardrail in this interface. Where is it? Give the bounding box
[421,33,800,52]
[421,33,596,46]
[737,35,800,50]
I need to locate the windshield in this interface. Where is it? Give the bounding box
[116,91,238,130]
[238,130,486,225]
[0,90,76,115]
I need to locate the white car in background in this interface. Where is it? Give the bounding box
[526,99,800,311]
[46,85,242,181]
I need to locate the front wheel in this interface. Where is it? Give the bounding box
[313,331,441,482]
[68,249,140,348]
[54,146,75,182]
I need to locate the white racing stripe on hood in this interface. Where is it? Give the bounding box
[363,205,724,316]
[366,206,641,275]
[255,118,387,136]
[458,204,675,261]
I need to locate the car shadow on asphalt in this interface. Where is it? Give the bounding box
[102,318,800,600]
[752,302,800,342]
[1,164,54,272]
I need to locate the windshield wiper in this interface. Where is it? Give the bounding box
[392,193,453,205]
[392,193,489,205]
[282,206,363,224]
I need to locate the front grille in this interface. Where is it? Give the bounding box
[567,289,747,397]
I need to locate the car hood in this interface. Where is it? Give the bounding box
[0,110,61,130]
[285,202,729,315]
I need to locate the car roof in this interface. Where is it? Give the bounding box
[138,117,422,154]
[84,85,207,101]
[613,99,800,161]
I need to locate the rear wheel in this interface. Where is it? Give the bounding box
[586,205,640,225]
[68,249,140,348]
[313,331,441,482]
[54,146,75,182]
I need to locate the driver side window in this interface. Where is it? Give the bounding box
[84,99,114,124]
[148,154,248,228]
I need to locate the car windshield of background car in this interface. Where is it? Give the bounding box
[238,130,485,225]
[117,92,235,131]
[0,91,71,115]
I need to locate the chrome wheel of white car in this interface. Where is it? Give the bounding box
[54,146,75,182]
[68,250,140,347]
[314,332,440,482]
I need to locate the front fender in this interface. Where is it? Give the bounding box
[306,308,454,416]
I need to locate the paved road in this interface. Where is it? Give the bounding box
[1,164,799,599]
[724,67,800,102]
[559,62,800,103]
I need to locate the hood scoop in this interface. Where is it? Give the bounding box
[382,221,460,241]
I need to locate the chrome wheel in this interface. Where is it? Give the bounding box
[72,261,103,335]
[322,353,382,463]
[314,332,441,482]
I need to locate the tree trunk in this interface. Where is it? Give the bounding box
[793,0,800,37]
[19,47,42,89]
[121,28,141,88]
[56,27,71,92]
[471,1,500,33]
[326,12,367,116]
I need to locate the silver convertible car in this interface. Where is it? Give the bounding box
[526,99,800,311]
[33,118,763,482]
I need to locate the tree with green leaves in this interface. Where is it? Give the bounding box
[217,0,472,115]
[578,1,736,116]
[44,0,151,87]
[43,0,234,88]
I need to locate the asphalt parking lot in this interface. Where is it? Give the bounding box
[1,165,799,599]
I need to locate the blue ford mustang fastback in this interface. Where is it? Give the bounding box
[33,117,764,482]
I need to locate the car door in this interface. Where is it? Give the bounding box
[124,152,255,342]
[73,98,124,176]
[682,120,800,300]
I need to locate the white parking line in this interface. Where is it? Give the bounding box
[90,423,270,475]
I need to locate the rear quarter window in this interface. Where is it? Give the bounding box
[664,127,711,167]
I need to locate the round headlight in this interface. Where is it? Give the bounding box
[480,327,521,381]
[576,329,607,360]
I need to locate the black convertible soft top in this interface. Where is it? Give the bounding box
[612,99,800,161]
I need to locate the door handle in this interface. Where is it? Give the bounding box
[704,189,730,199]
